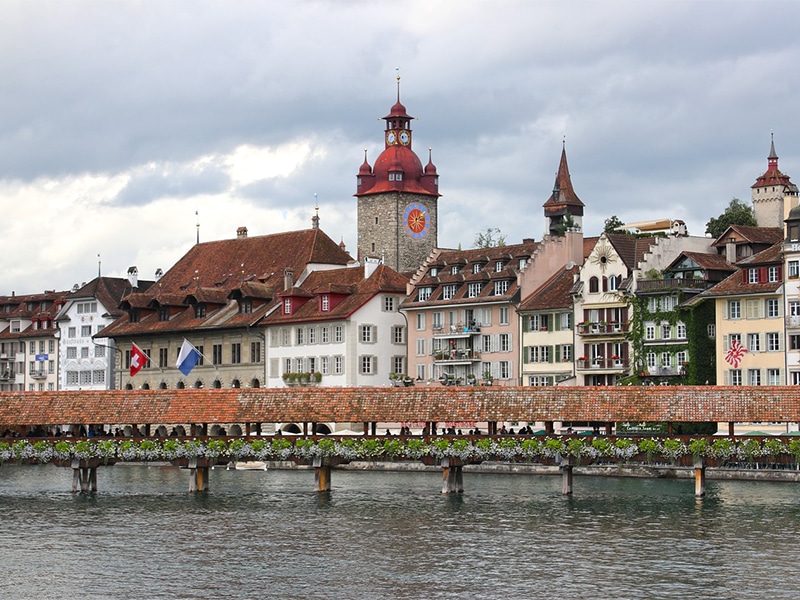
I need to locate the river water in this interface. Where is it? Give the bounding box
[1,463,799,599]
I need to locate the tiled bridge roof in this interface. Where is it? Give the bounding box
[1,386,798,428]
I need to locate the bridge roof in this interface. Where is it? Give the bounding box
[0,387,798,428]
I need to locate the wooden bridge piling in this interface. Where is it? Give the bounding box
[314,457,331,492]
[70,460,98,493]
[188,458,209,493]
[440,458,464,494]
[694,457,706,497]
[560,456,575,495]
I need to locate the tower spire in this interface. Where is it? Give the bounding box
[395,67,401,102]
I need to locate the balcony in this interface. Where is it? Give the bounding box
[577,322,629,336]
[636,278,709,292]
[432,324,482,339]
[787,315,800,328]
[0,370,12,381]
[432,349,481,364]
[29,370,47,380]
[577,357,629,371]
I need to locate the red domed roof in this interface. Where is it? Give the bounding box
[384,101,413,121]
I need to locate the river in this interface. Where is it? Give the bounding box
[1,463,799,599]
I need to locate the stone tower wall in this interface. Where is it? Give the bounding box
[357,191,438,273]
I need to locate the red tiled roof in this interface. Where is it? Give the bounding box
[101,228,352,338]
[264,264,407,325]
[542,146,584,210]
[606,234,658,269]
[711,225,783,247]
[519,265,578,311]
[692,242,782,299]
[401,241,539,309]
[1,387,799,427]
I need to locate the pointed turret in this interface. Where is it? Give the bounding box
[542,142,584,236]
[752,134,799,228]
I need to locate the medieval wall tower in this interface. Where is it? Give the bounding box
[355,78,440,273]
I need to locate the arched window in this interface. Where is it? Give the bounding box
[589,276,599,293]
[250,378,261,388]
[176,381,185,389]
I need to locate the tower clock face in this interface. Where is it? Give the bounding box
[403,202,430,238]
[399,130,410,145]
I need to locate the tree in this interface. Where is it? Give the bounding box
[603,215,628,235]
[473,227,506,248]
[705,198,757,239]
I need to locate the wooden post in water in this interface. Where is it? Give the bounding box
[313,457,331,492]
[440,457,464,494]
[560,456,574,495]
[694,456,706,497]
[188,458,209,493]
[70,459,98,493]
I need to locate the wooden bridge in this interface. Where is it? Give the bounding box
[1,386,799,497]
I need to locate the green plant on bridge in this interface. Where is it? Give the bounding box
[404,438,429,459]
[359,438,384,459]
[564,438,587,461]
[520,438,543,459]
[543,438,565,458]
[661,438,686,461]
[638,438,660,463]
[688,438,708,459]
[382,438,405,460]
[789,439,800,465]
[271,437,293,460]
[591,437,614,459]
[763,438,788,458]
[710,438,735,460]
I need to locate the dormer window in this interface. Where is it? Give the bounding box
[430,267,439,277]
[195,304,206,318]
[158,307,170,321]
[240,299,252,314]
[495,261,505,272]
[442,284,457,300]
[418,287,432,301]
[321,295,329,312]
[451,266,460,275]
[283,298,291,315]
[129,309,140,324]
[494,280,510,295]
[472,263,482,274]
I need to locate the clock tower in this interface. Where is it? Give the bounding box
[356,77,440,273]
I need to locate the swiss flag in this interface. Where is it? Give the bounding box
[130,343,148,377]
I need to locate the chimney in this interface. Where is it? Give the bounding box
[127,266,138,288]
[154,268,163,281]
[237,226,248,238]
[725,238,737,263]
[284,268,294,291]
[364,256,380,278]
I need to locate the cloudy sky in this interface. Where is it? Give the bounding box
[2,0,799,294]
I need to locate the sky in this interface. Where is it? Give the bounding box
[2,0,800,295]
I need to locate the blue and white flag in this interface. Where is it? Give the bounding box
[176,339,202,376]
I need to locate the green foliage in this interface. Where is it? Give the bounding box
[705,197,757,239]
[603,215,628,235]
[553,213,577,237]
[473,227,506,248]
